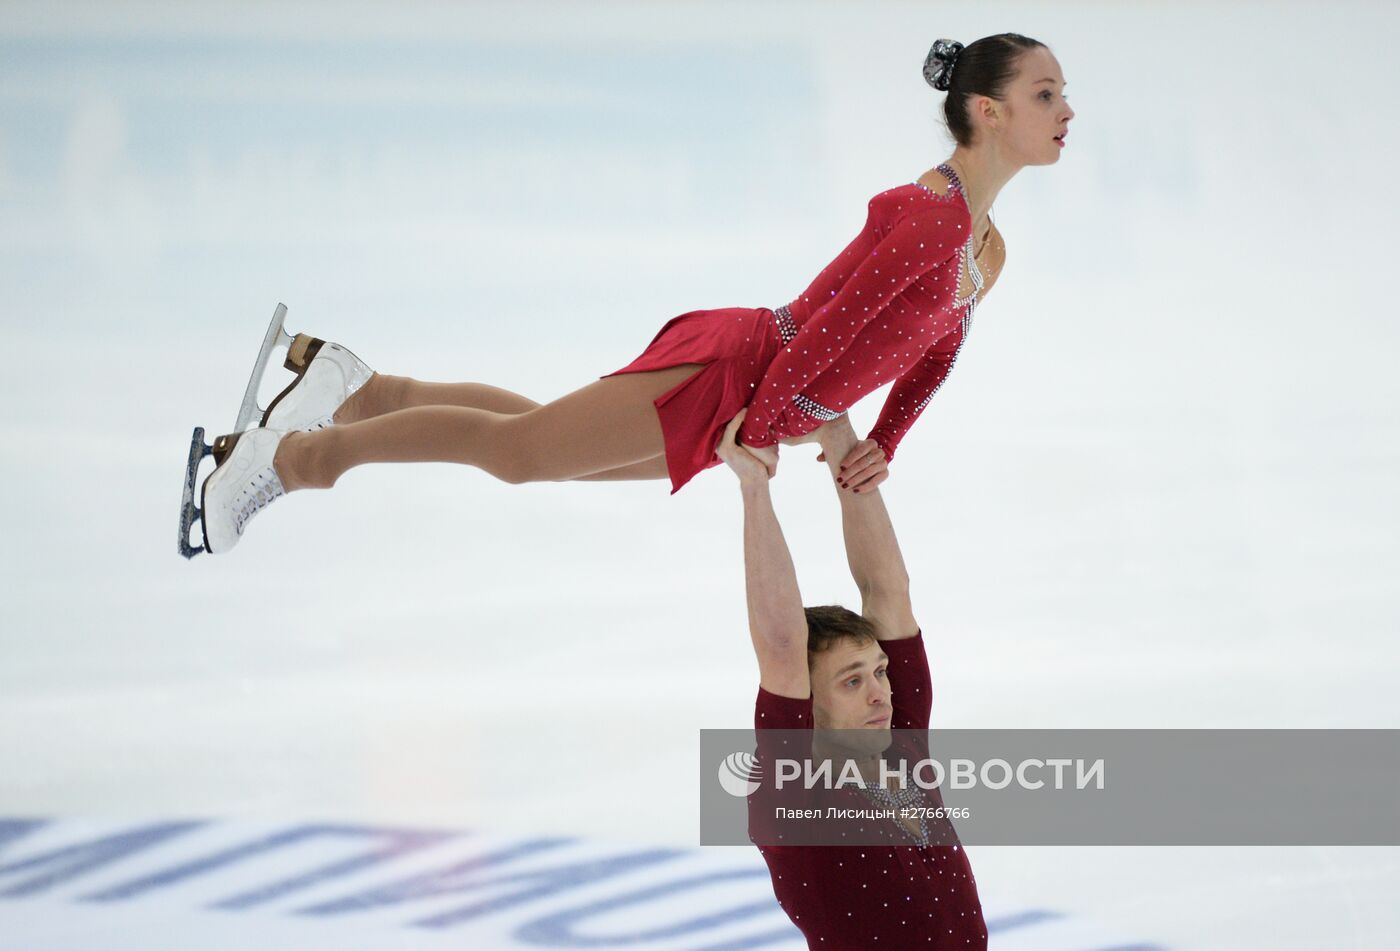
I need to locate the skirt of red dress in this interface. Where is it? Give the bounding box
[601,305,782,495]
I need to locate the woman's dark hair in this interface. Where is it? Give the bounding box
[931,33,1047,147]
[804,604,879,656]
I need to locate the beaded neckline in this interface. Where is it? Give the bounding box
[908,162,985,309]
[908,161,971,209]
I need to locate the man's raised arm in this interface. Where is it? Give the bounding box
[816,416,920,641]
[716,411,811,700]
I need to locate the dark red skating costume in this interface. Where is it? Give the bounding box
[748,633,988,949]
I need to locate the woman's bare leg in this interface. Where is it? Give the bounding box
[331,373,671,482]
[274,363,705,490]
[332,375,542,422]
[564,454,671,481]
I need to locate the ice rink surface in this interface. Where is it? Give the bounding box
[2,1,1398,948]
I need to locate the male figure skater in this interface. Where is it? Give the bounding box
[715,409,988,949]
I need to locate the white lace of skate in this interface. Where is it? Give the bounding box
[233,468,285,536]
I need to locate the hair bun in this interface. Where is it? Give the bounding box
[923,39,965,92]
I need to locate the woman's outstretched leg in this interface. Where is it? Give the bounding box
[331,373,671,482]
[274,363,705,490]
[333,375,542,422]
[564,454,670,481]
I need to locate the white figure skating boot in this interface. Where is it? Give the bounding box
[229,303,374,433]
[178,303,371,559]
[261,334,374,431]
[185,428,287,555]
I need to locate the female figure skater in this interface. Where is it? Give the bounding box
[180,34,1072,556]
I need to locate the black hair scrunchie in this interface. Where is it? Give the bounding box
[923,39,964,92]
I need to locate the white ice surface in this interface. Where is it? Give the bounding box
[1,1,1398,949]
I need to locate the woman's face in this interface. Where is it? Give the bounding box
[990,46,1074,166]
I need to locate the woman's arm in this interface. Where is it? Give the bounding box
[865,326,966,463]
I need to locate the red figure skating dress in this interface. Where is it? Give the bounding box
[603,163,989,494]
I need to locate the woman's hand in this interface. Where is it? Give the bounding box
[719,409,778,481]
[819,437,888,492]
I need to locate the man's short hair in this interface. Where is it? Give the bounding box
[803,605,879,659]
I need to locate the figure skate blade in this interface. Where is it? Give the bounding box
[178,426,213,559]
[233,303,295,432]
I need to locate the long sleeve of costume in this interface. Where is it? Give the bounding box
[866,324,967,462]
[880,631,932,731]
[737,202,969,448]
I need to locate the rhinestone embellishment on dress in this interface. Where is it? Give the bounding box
[793,392,841,421]
[772,303,798,344]
[912,162,985,313]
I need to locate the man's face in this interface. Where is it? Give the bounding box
[810,637,893,733]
